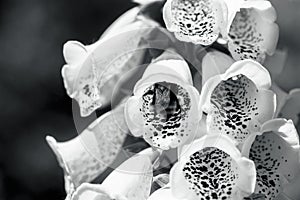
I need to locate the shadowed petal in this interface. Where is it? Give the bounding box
[71,148,158,200]
[244,119,300,200]
[278,89,300,125]
[62,10,157,117]
[46,104,128,193]
[228,0,279,63]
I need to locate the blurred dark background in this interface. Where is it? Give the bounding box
[0,0,134,199]
[0,0,299,200]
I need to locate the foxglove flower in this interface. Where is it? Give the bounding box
[163,0,229,45]
[46,104,128,193]
[199,59,276,146]
[168,134,256,200]
[242,118,300,200]
[125,52,200,150]
[227,0,279,63]
[62,9,157,117]
[70,148,159,200]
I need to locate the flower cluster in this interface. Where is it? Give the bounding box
[47,1,300,200]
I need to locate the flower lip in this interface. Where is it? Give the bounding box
[226,0,279,63]
[46,103,128,192]
[70,148,156,200]
[242,118,300,199]
[125,57,200,150]
[199,59,275,147]
[138,80,198,150]
[163,0,227,45]
[171,134,256,200]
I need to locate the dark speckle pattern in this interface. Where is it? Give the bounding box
[183,147,238,199]
[249,132,296,200]
[140,82,191,149]
[228,8,265,63]
[171,0,222,44]
[208,74,260,143]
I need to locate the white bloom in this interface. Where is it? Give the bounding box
[199,59,276,146]
[124,51,200,150]
[46,104,128,193]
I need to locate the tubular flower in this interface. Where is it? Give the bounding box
[46,104,128,193]
[242,118,300,200]
[70,148,159,200]
[199,59,276,146]
[62,8,157,117]
[124,52,200,150]
[226,0,279,63]
[163,0,229,45]
[169,134,256,200]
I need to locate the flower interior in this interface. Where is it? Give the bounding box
[183,147,239,200]
[140,81,192,149]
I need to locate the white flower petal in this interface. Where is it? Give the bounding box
[228,0,279,63]
[271,83,288,117]
[207,75,275,144]
[133,0,163,5]
[163,0,227,45]
[201,51,234,85]
[71,183,118,200]
[171,134,256,200]
[200,60,275,146]
[200,59,272,116]
[124,96,144,137]
[162,0,176,32]
[223,59,272,89]
[222,0,244,33]
[71,148,157,200]
[62,13,157,117]
[147,188,176,200]
[246,119,300,199]
[125,56,200,150]
[102,148,157,200]
[46,104,128,192]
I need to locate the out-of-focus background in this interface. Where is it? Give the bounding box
[0,0,299,200]
[0,0,134,199]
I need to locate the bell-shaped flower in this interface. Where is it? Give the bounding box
[46,104,128,193]
[169,134,256,200]
[242,118,300,200]
[226,0,279,63]
[199,59,276,146]
[124,52,200,150]
[62,8,158,117]
[70,148,159,200]
[163,0,230,45]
